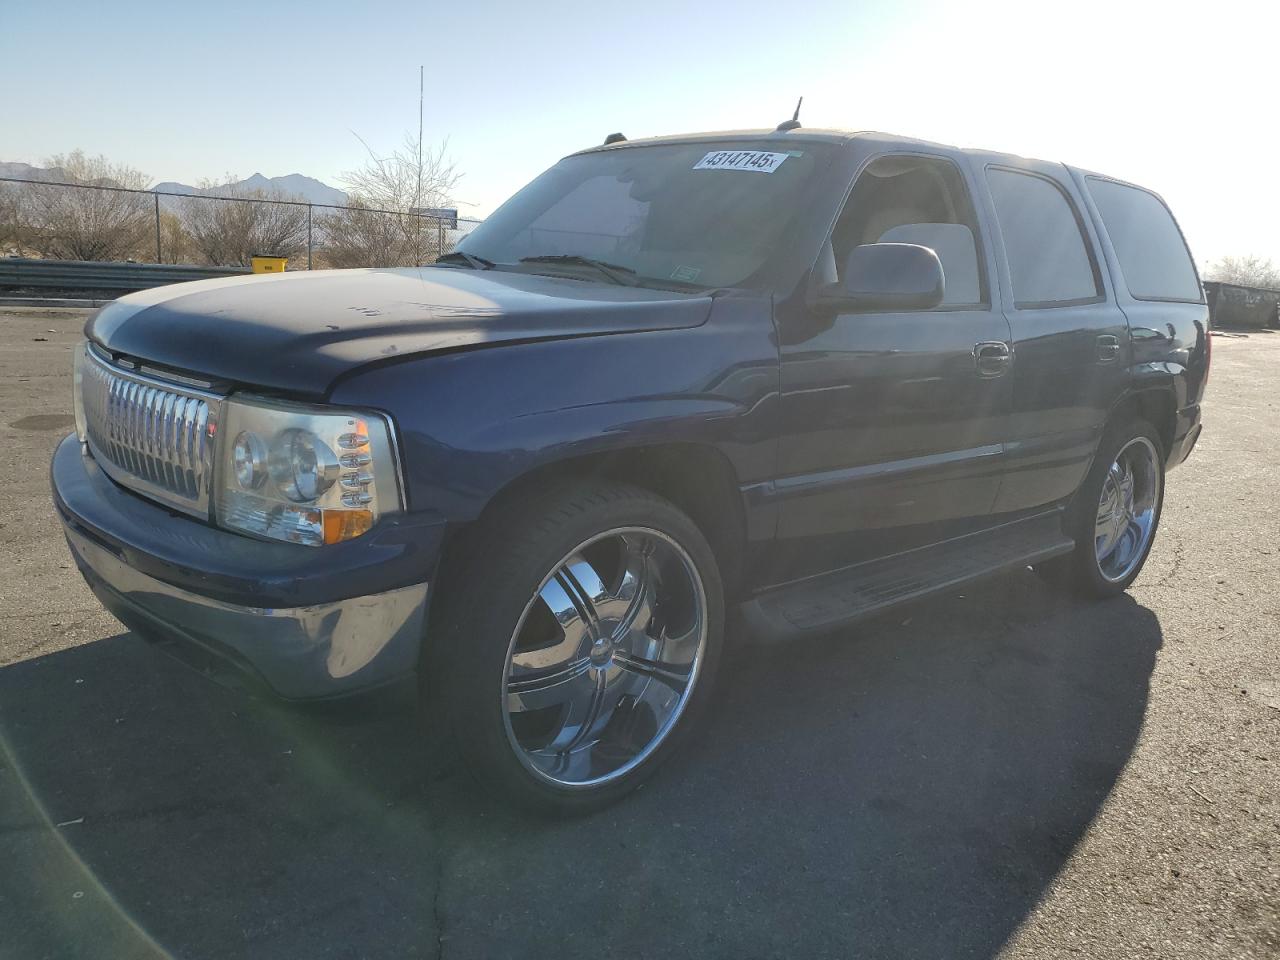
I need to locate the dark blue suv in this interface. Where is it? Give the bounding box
[53,127,1209,811]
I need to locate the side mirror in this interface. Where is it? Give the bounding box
[811,242,945,313]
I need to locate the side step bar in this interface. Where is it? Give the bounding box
[741,513,1074,642]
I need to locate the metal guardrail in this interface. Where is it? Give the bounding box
[0,257,249,293]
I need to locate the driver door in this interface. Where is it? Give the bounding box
[770,151,1012,581]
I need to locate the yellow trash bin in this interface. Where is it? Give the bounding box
[251,255,288,274]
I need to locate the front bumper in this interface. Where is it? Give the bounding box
[52,435,443,699]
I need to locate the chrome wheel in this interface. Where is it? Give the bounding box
[1094,436,1161,583]
[501,526,708,788]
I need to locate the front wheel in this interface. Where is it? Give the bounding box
[429,482,724,814]
[1038,417,1165,598]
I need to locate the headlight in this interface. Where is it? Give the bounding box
[214,397,402,546]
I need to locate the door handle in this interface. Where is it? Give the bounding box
[973,341,1011,378]
[1096,334,1122,362]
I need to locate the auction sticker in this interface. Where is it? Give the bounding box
[693,150,789,173]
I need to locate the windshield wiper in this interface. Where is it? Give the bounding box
[434,251,495,270]
[518,254,639,286]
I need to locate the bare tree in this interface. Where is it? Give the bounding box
[319,202,420,269]
[22,151,153,261]
[1205,254,1280,289]
[156,210,198,265]
[179,180,308,267]
[342,133,459,214]
[322,134,460,268]
[0,180,25,256]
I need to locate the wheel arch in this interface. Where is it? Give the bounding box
[441,442,750,600]
[1107,386,1177,461]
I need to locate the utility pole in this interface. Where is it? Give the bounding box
[416,64,424,266]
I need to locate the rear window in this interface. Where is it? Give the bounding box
[1086,178,1201,302]
[987,168,1100,307]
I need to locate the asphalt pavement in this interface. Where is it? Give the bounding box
[1,307,1276,959]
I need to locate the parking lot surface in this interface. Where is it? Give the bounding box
[1,306,1276,959]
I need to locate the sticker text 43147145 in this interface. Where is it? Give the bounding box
[693,150,789,174]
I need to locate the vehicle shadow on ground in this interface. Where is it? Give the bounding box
[0,570,1162,960]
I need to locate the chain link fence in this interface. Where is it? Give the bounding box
[0,176,482,271]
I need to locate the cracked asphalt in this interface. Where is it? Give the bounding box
[1,307,1276,959]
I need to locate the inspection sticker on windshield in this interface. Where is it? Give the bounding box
[694,150,789,173]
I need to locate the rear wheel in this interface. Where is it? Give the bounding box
[1038,418,1165,598]
[428,482,723,813]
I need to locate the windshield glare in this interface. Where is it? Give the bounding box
[456,142,827,289]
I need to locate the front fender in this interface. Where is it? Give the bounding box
[329,299,779,523]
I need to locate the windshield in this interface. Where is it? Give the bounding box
[455,141,831,289]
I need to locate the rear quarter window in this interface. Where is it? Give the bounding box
[1086,178,1202,302]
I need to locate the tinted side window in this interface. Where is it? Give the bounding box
[987,168,1100,307]
[831,155,986,307]
[1087,178,1201,302]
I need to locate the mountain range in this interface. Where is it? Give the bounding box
[151,172,348,206]
[1,161,76,183]
[1,162,348,206]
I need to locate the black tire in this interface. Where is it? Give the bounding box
[424,481,724,814]
[1037,417,1165,598]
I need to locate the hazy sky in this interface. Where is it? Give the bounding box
[3,0,1275,266]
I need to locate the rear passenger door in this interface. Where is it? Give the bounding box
[977,160,1130,516]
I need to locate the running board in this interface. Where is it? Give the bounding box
[741,513,1074,642]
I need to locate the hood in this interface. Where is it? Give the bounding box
[88,267,714,395]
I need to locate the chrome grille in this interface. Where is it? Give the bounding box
[80,347,221,517]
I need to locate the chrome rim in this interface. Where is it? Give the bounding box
[1094,436,1161,583]
[501,527,708,789]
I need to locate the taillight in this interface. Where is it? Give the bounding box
[1202,321,1212,390]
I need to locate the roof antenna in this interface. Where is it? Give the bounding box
[603,132,627,145]
[775,97,803,132]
